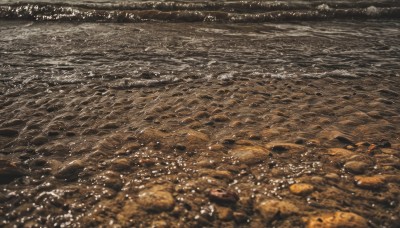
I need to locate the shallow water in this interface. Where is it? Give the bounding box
[1,1,400,228]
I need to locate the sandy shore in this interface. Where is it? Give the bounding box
[1,72,399,227]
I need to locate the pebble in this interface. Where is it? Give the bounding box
[289,183,315,196]
[31,136,48,146]
[110,158,130,171]
[325,173,340,182]
[354,175,386,189]
[208,188,239,205]
[343,161,370,174]
[216,206,233,221]
[138,186,175,212]
[54,160,84,181]
[257,200,299,223]
[327,148,354,157]
[305,211,368,228]
[229,146,270,165]
[0,160,27,184]
[211,114,230,122]
[0,128,19,137]
[265,142,306,153]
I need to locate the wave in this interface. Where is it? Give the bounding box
[1,1,400,22]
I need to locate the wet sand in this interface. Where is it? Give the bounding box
[1,22,400,227]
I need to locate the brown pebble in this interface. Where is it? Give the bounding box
[257,200,299,223]
[229,146,269,165]
[208,188,239,204]
[0,128,19,137]
[354,175,386,189]
[216,206,233,221]
[305,211,368,228]
[325,173,340,182]
[211,114,230,122]
[289,183,315,196]
[31,136,48,146]
[344,161,369,174]
[138,186,174,212]
[0,160,27,184]
[54,160,84,181]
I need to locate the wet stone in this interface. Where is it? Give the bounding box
[208,188,239,205]
[289,183,315,196]
[31,136,48,146]
[138,186,175,212]
[211,114,230,122]
[216,206,233,221]
[54,160,84,181]
[354,175,386,189]
[0,128,19,137]
[343,161,370,174]
[257,200,299,223]
[305,212,368,228]
[229,146,269,165]
[110,158,130,171]
[265,142,306,153]
[0,160,27,184]
[325,173,340,182]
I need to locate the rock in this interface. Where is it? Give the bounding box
[319,130,354,145]
[1,119,25,127]
[233,211,248,223]
[100,122,120,129]
[327,148,354,157]
[95,171,123,191]
[325,173,340,182]
[151,220,169,228]
[0,160,27,184]
[199,169,233,182]
[31,136,48,146]
[138,128,167,143]
[110,158,130,171]
[305,211,368,228]
[184,130,209,144]
[257,200,299,223]
[289,183,315,196]
[0,128,19,137]
[229,146,269,165]
[54,160,84,181]
[265,142,306,153]
[354,175,386,189]
[216,206,233,221]
[211,114,230,122]
[138,186,174,212]
[343,161,370,174]
[208,188,239,205]
[117,201,140,225]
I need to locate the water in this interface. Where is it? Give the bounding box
[1,1,400,228]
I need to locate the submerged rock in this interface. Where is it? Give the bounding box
[257,200,299,223]
[0,160,27,184]
[305,211,368,228]
[0,128,19,137]
[138,186,174,212]
[354,175,386,189]
[289,183,315,196]
[344,161,370,174]
[54,160,84,181]
[208,188,239,205]
[265,142,306,153]
[229,146,269,164]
